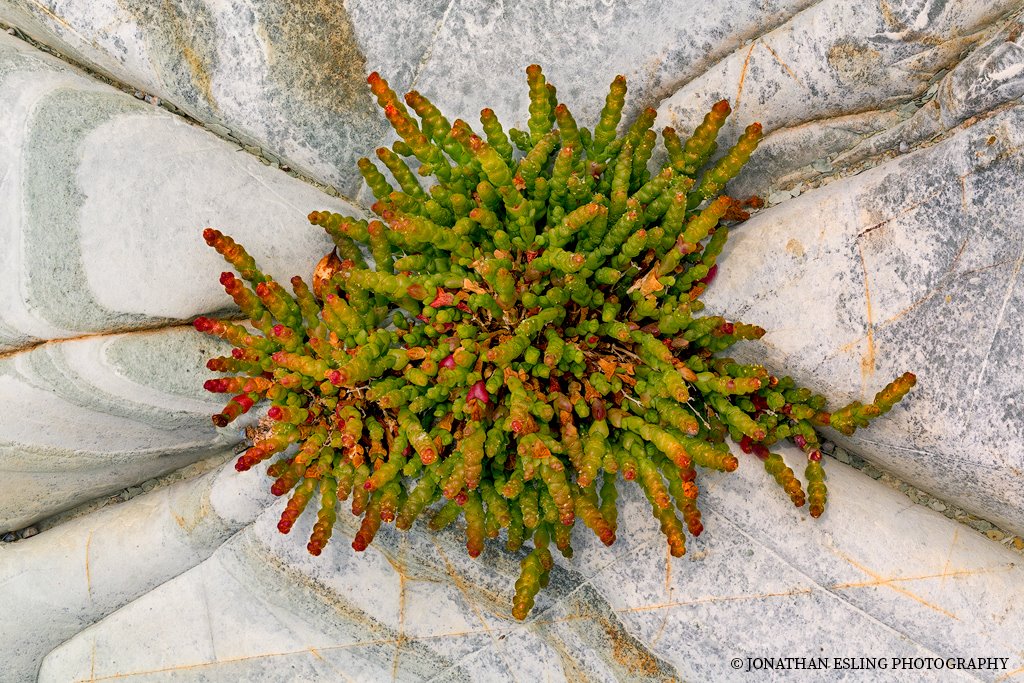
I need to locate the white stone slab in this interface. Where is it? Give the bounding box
[703,102,1024,536]
[36,444,1024,682]
[0,33,355,353]
[0,0,446,195]
[1,1,823,194]
[409,0,816,129]
[657,0,1019,200]
[0,327,245,530]
[0,458,273,682]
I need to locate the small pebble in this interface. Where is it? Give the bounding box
[898,141,909,154]
[243,144,263,156]
[897,102,918,117]
[833,448,851,465]
[767,190,790,205]
[970,519,993,532]
[206,123,231,137]
[1014,537,1024,551]
[134,90,145,99]
[985,529,1005,542]
[6,27,16,35]
[20,526,38,539]
[1,532,17,542]
[811,158,833,173]
[127,486,143,497]
[928,500,946,513]
[142,481,157,492]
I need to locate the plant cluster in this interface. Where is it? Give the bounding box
[196,65,915,619]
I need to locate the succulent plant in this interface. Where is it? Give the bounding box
[195,65,915,619]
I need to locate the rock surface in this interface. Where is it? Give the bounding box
[658,2,1022,200]
[36,444,1024,682]
[703,101,1024,536]
[0,32,355,353]
[0,327,243,530]
[1,3,1023,682]
[2,0,823,194]
[1,458,274,682]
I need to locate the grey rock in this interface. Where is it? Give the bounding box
[0,0,445,195]
[413,0,817,132]
[971,519,995,533]
[1,531,16,542]
[660,1,1017,200]
[0,33,357,353]
[19,525,38,538]
[835,21,1024,169]
[36,445,1024,682]
[810,158,833,173]
[0,0,822,194]
[703,102,1024,536]
[0,326,243,530]
[0,458,274,681]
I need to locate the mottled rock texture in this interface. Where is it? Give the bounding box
[1,0,819,194]
[660,2,1024,199]
[0,33,356,353]
[1,2,1023,681]
[35,445,1024,682]
[703,102,1024,537]
[1,461,273,681]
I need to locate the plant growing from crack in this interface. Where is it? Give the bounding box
[195,65,915,619]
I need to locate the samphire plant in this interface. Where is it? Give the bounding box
[195,66,915,619]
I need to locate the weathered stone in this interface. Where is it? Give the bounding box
[411,0,816,128]
[36,444,1024,682]
[834,19,1024,168]
[0,0,449,195]
[0,326,244,530]
[659,0,1019,200]
[0,33,358,353]
[0,1,827,194]
[0,459,273,681]
[702,102,1024,536]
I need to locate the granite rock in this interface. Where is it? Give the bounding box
[0,458,274,682]
[0,33,357,354]
[36,444,1024,682]
[702,102,1024,536]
